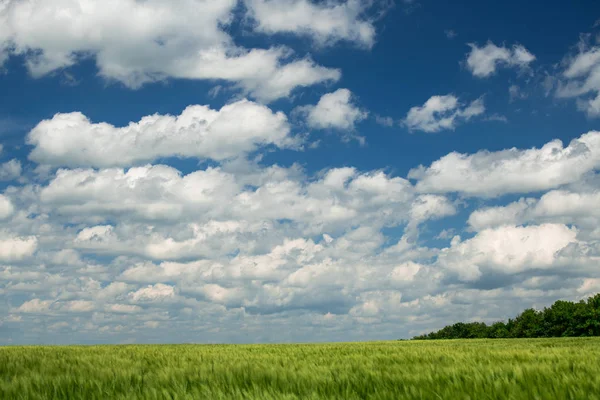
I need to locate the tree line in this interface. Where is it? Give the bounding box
[413,293,600,340]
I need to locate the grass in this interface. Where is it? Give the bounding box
[1,338,599,399]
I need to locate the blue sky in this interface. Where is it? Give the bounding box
[1,0,600,345]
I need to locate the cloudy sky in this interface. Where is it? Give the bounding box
[0,0,599,345]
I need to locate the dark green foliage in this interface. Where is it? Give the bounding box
[413,293,600,340]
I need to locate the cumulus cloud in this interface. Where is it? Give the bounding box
[16,299,53,314]
[129,284,176,303]
[0,0,340,101]
[0,194,14,220]
[468,189,600,236]
[0,232,37,262]
[406,194,456,238]
[244,0,377,48]
[409,131,600,196]
[3,97,600,344]
[468,198,535,231]
[28,100,295,168]
[555,38,600,117]
[438,224,578,281]
[466,42,535,78]
[299,89,368,130]
[403,95,485,133]
[40,164,415,238]
[389,261,422,283]
[0,159,22,181]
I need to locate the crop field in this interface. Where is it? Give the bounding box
[1,338,599,399]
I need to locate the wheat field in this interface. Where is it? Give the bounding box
[1,338,599,399]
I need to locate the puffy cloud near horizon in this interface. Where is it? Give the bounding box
[466,42,535,78]
[244,0,378,48]
[3,92,600,344]
[403,95,485,133]
[437,224,578,281]
[2,162,600,343]
[39,163,415,238]
[0,0,342,102]
[3,127,600,342]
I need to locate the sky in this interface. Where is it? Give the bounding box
[0,0,600,345]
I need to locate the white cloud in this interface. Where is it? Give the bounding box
[28,100,295,168]
[16,299,53,314]
[403,95,485,133]
[468,189,600,234]
[466,42,535,78]
[300,89,368,130]
[409,131,600,196]
[555,40,600,117]
[0,159,22,181]
[56,300,95,313]
[0,0,340,102]
[0,194,14,220]
[43,165,239,224]
[468,198,535,231]
[579,278,600,296]
[408,195,456,229]
[3,101,600,344]
[245,0,377,48]
[75,225,116,244]
[438,224,578,281]
[129,284,175,303]
[0,232,37,261]
[389,261,422,283]
[105,304,142,314]
[40,164,415,241]
[534,190,600,219]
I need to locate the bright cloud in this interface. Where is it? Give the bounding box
[555,38,600,117]
[468,190,600,236]
[0,159,21,181]
[129,284,176,303]
[466,42,535,78]
[409,131,600,196]
[0,195,14,220]
[0,232,37,262]
[28,100,295,167]
[0,0,341,101]
[404,95,485,132]
[300,89,368,130]
[438,224,578,281]
[245,0,377,48]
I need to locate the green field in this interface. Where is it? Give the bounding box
[1,338,599,399]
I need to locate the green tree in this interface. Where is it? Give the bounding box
[412,293,600,340]
[488,322,509,338]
